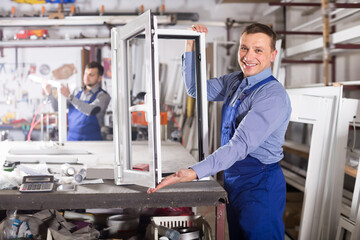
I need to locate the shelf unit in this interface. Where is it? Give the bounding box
[282,167,305,192]
[0,38,110,48]
[0,15,174,27]
[282,140,309,159]
[345,165,358,178]
[283,142,358,178]
[0,14,174,48]
[272,1,360,85]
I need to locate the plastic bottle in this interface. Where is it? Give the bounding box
[10,219,22,238]
[2,210,19,239]
[61,163,75,176]
[74,168,86,183]
[157,225,180,240]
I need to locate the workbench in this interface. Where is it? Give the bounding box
[0,141,227,239]
[0,180,227,239]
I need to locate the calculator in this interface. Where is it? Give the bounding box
[19,175,54,193]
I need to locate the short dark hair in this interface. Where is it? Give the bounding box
[86,61,104,76]
[242,23,277,51]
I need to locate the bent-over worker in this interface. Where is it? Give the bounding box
[148,23,292,240]
[44,61,111,141]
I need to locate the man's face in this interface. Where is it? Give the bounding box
[238,32,277,78]
[83,67,102,88]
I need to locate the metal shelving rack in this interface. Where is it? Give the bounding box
[271,1,360,85]
[0,14,174,48]
[0,15,174,27]
[0,38,110,48]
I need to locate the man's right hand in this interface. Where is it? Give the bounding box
[147,168,198,194]
[43,84,52,96]
[186,24,208,52]
[191,24,208,34]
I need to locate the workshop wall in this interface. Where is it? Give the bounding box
[5,0,359,140]
[284,3,360,87]
[0,47,82,123]
[1,0,274,133]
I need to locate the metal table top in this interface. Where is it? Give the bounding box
[0,180,227,210]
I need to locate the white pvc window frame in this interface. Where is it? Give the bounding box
[287,86,360,239]
[286,92,337,240]
[111,10,208,188]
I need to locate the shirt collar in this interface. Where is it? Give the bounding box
[244,67,273,87]
[83,83,101,94]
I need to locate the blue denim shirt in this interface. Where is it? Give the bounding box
[182,52,292,179]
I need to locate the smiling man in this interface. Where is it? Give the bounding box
[44,62,111,141]
[239,30,277,77]
[148,23,292,240]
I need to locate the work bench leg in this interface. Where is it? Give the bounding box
[216,202,226,240]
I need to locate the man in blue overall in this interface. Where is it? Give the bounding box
[148,23,292,239]
[44,62,111,141]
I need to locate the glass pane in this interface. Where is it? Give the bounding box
[157,38,201,173]
[128,35,150,173]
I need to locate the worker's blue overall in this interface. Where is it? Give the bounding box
[67,89,103,141]
[221,75,286,240]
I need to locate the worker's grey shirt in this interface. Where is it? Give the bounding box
[48,83,111,128]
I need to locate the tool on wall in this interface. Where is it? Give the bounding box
[10,6,15,18]
[49,4,65,19]
[40,5,45,17]
[100,5,104,16]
